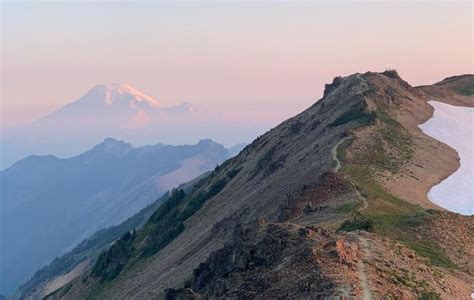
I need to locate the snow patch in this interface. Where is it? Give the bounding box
[99,83,160,108]
[419,101,474,216]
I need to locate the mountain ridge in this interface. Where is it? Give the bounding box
[416,74,474,107]
[18,71,474,299]
[0,138,231,295]
[52,71,473,299]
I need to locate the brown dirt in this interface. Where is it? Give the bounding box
[338,72,461,210]
[357,230,473,300]
[384,90,460,210]
[356,235,373,300]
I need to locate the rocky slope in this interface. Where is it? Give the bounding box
[52,71,473,299]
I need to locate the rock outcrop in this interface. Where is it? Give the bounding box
[166,223,362,299]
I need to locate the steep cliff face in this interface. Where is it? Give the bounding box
[56,72,473,300]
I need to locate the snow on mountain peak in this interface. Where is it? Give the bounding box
[89,83,160,109]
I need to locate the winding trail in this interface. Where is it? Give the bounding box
[331,137,368,211]
[331,137,351,173]
[332,136,372,299]
[357,236,373,300]
[352,184,368,212]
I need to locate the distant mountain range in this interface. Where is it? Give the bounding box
[0,84,197,169]
[0,83,259,170]
[0,138,241,295]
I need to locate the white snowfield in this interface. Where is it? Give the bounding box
[419,101,474,216]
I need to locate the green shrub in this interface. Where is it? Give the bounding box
[143,173,234,257]
[382,69,400,79]
[91,230,135,281]
[418,290,441,300]
[454,86,474,96]
[329,104,374,128]
[401,239,456,269]
[90,190,187,279]
[406,211,431,226]
[335,201,360,214]
[255,146,276,172]
[337,213,374,232]
[141,217,185,258]
[226,168,241,179]
[148,189,186,224]
[250,146,286,177]
[289,120,304,134]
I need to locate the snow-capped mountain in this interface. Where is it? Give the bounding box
[0,83,264,170]
[0,84,195,169]
[38,83,181,124]
[48,83,162,116]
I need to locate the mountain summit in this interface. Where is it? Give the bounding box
[64,83,161,112]
[45,84,162,118]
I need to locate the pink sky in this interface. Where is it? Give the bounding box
[1,1,473,128]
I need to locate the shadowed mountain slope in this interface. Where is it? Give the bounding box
[0,139,230,295]
[18,174,209,299]
[49,72,473,299]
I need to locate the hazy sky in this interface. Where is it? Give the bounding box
[1,1,473,127]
